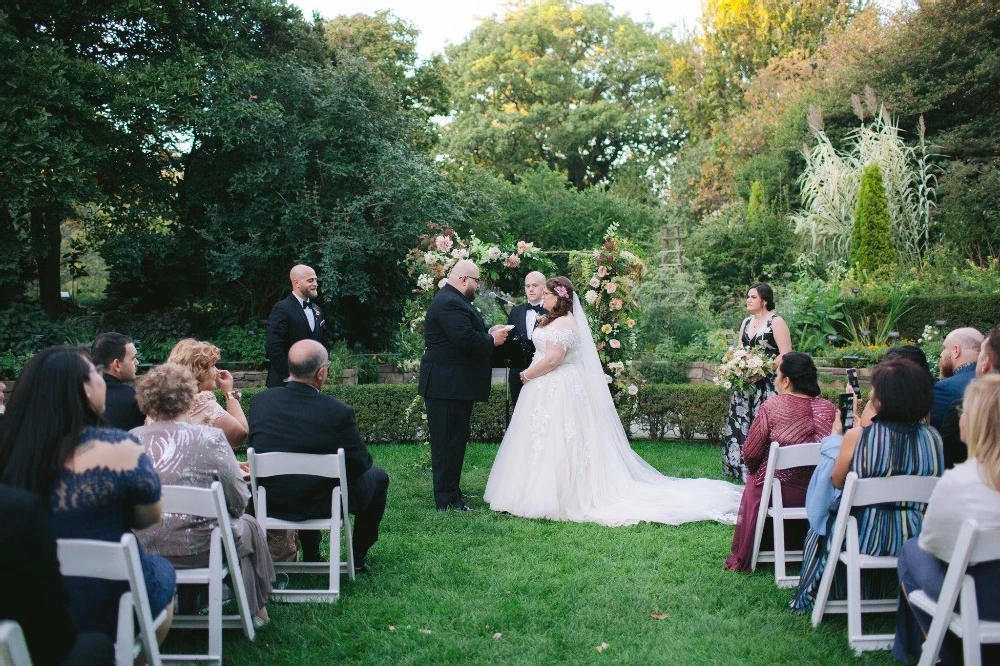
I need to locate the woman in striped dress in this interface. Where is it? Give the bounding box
[790,358,944,612]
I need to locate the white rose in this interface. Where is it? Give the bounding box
[487,246,502,260]
[590,277,601,288]
[438,278,448,289]
[627,384,638,396]
[424,251,436,265]
[723,381,732,389]
[585,290,598,304]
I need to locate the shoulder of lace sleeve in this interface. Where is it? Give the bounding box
[128,451,162,505]
[544,324,580,350]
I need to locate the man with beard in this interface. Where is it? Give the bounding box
[930,326,983,429]
[418,260,509,511]
[937,327,998,467]
[265,265,328,388]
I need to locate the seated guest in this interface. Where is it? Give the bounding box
[930,327,983,430]
[133,364,275,629]
[166,338,248,449]
[249,340,389,572]
[894,374,1000,665]
[0,346,175,642]
[724,352,836,572]
[884,345,933,381]
[790,358,943,612]
[91,332,144,430]
[937,327,1000,469]
[0,484,115,666]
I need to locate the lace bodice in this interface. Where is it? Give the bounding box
[49,426,162,541]
[530,323,581,367]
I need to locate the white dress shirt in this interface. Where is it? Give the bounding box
[294,293,316,331]
[525,302,543,339]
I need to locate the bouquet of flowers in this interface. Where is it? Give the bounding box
[714,346,776,393]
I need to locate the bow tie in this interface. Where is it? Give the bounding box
[302,300,312,310]
[529,304,544,313]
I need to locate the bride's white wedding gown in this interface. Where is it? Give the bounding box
[484,301,742,527]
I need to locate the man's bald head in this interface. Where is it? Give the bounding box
[288,339,329,386]
[447,259,481,299]
[524,271,546,304]
[290,264,318,300]
[941,327,984,378]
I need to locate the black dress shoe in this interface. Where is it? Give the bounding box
[449,503,475,512]
[354,557,371,575]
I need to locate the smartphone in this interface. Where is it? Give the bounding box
[838,392,855,431]
[846,368,861,395]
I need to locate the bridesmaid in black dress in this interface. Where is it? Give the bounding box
[721,282,792,481]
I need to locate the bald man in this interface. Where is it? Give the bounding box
[504,271,547,409]
[930,326,984,429]
[265,264,328,388]
[249,340,389,570]
[419,259,509,511]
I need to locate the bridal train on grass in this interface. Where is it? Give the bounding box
[484,282,742,527]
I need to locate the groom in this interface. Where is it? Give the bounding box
[505,271,547,409]
[419,260,509,511]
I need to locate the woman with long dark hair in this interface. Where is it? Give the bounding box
[0,346,175,642]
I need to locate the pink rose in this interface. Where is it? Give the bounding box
[610,298,623,311]
[605,282,617,294]
[505,254,521,268]
[609,339,621,349]
[435,235,453,252]
[597,266,608,277]
[516,240,530,254]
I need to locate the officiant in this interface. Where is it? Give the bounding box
[505,271,547,409]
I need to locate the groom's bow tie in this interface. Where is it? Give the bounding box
[529,304,544,313]
[302,299,312,309]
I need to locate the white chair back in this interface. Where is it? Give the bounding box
[158,482,255,662]
[57,534,164,666]
[913,520,1000,666]
[0,621,32,666]
[750,441,820,587]
[247,448,354,602]
[811,471,939,653]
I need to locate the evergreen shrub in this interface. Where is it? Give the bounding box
[850,163,897,271]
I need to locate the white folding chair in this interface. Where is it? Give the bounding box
[811,472,939,653]
[57,534,167,666]
[910,520,1000,666]
[750,441,820,587]
[0,621,32,666]
[247,448,355,602]
[159,482,255,662]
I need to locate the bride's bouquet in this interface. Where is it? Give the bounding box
[714,346,775,393]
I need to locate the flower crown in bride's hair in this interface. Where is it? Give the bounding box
[554,285,569,299]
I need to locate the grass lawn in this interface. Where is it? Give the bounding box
[166,442,898,665]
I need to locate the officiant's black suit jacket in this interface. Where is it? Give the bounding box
[265,293,328,388]
[418,283,494,402]
[248,382,375,520]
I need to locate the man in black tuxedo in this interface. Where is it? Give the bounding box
[505,271,547,409]
[91,332,144,430]
[249,340,389,571]
[265,264,328,388]
[418,259,510,511]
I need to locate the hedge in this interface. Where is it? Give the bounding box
[843,294,1000,340]
[222,383,857,447]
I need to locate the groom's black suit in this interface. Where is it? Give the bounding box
[505,301,546,409]
[265,294,328,388]
[418,283,495,509]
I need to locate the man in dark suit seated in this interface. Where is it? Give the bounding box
[91,332,144,430]
[265,264,328,388]
[0,484,115,666]
[248,340,388,572]
[931,326,983,430]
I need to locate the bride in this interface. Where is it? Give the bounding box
[484,277,742,527]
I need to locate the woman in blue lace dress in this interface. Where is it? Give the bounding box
[0,346,176,641]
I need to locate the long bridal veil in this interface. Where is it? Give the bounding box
[565,292,742,526]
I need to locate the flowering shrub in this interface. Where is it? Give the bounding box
[713,347,776,392]
[571,224,647,408]
[397,224,555,369]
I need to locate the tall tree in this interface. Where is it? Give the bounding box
[442,0,684,189]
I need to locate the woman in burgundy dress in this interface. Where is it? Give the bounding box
[725,352,837,572]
